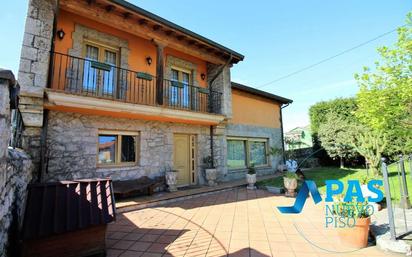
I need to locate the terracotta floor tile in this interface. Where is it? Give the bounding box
[130,241,152,252]
[112,240,135,250]
[108,188,395,257]
[119,250,144,257]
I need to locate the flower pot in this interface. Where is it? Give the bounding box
[165,171,178,192]
[246,174,256,190]
[283,177,297,197]
[205,168,217,186]
[338,217,370,249]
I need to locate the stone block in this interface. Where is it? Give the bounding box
[22,33,34,47]
[20,47,38,61]
[17,72,35,88]
[33,36,51,50]
[24,17,41,36]
[19,58,32,73]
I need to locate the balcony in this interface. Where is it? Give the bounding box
[46,52,224,124]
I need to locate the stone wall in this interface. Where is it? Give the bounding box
[43,111,217,183]
[224,123,283,181]
[207,63,232,117]
[0,71,34,257]
[0,150,33,257]
[18,0,57,172]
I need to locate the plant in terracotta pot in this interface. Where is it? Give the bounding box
[164,166,178,192]
[203,156,217,186]
[283,172,298,197]
[333,198,373,249]
[246,163,257,190]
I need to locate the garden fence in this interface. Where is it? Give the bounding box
[381,155,412,240]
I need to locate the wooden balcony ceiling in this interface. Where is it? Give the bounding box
[60,0,244,65]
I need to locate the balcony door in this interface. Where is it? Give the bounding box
[83,43,119,97]
[170,68,190,109]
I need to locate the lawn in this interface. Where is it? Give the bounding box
[257,161,412,203]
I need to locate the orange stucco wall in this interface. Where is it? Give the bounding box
[230,89,281,128]
[54,10,207,88]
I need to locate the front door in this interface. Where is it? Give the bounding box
[173,134,196,186]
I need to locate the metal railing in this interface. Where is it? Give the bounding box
[10,109,24,149]
[49,52,222,114]
[381,155,412,240]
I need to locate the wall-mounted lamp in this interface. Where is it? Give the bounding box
[201,73,206,81]
[56,29,65,40]
[146,56,152,66]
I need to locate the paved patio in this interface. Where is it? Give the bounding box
[106,188,403,257]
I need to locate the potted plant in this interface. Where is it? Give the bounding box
[165,166,178,192]
[246,163,257,190]
[334,199,372,248]
[269,147,285,172]
[283,172,298,196]
[203,156,217,186]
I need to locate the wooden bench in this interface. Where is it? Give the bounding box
[113,176,165,198]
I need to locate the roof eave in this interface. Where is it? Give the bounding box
[109,0,244,63]
[231,82,293,104]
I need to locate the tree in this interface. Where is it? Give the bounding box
[318,114,358,168]
[350,128,388,175]
[355,13,412,155]
[309,97,358,135]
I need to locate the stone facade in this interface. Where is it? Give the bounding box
[207,63,232,117]
[18,0,58,171]
[43,111,216,183]
[0,150,33,257]
[0,71,34,257]
[224,124,283,181]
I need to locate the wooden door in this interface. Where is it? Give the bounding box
[173,134,196,186]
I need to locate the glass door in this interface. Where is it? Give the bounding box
[170,68,190,109]
[82,43,118,97]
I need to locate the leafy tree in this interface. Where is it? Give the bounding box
[355,13,412,154]
[350,128,388,175]
[318,114,358,168]
[309,97,358,135]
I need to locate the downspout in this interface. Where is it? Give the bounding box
[280,103,290,164]
[208,54,232,168]
[39,0,59,182]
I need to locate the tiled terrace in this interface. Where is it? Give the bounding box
[106,188,402,257]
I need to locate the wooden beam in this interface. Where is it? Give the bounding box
[138,19,147,25]
[105,5,115,12]
[123,12,132,19]
[177,35,186,41]
[164,30,174,36]
[60,0,226,64]
[152,24,162,31]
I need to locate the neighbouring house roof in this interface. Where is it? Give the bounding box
[108,0,244,64]
[231,82,293,104]
[22,179,116,240]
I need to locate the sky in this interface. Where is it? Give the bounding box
[1,1,411,131]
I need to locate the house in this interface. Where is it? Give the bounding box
[17,0,292,186]
[285,125,313,150]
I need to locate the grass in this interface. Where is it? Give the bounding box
[257,161,412,203]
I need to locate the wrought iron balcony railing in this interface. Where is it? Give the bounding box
[49,52,222,114]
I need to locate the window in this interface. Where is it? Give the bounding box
[98,131,138,166]
[227,140,247,168]
[227,138,268,169]
[170,67,191,108]
[83,41,119,96]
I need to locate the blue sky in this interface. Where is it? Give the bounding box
[1,1,410,130]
